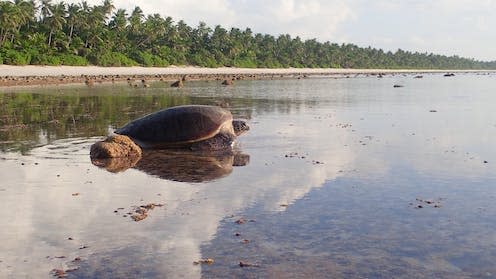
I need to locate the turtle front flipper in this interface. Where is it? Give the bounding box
[190,132,236,151]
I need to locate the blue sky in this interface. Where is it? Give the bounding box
[74,0,495,61]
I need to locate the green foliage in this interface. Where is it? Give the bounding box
[59,54,88,66]
[233,57,257,68]
[130,51,169,67]
[0,0,494,69]
[1,49,31,65]
[89,51,137,67]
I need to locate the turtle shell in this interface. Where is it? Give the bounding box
[115,105,234,148]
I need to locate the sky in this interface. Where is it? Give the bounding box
[67,0,495,61]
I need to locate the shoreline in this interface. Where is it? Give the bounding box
[0,65,494,87]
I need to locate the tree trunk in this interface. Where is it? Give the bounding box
[69,25,74,44]
[48,30,53,46]
[0,29,5,45]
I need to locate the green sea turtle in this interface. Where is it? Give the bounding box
[114,105,249,151]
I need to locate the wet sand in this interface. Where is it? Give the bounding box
[0,65,489,87]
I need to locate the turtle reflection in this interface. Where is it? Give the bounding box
[91,150,249,183]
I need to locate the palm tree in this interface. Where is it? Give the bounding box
[101,0,114,19]
[109,8,128,52]
[65,3,80,44]
[128,6,144,36]
[14,0,36,29]
[140,14,168,50]
[45,1,66,46]
[0,2,16,44]
[40,0,52,21]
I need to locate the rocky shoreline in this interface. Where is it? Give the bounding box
[0,65,492,87]
[0,72,318,87]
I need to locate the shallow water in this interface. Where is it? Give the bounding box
[1,74,496,278]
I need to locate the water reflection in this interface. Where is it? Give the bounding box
[2,75,496,278]
[91,149,250,183]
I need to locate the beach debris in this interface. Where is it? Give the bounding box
[119,203,165,222]
[193,258,214,265]
[284,152,324,165]
[239,261,260,267]
[71,193,80,196]
[50,269,66,278]
[412,198,443,209]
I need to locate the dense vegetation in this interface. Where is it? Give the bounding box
[1,0,495,69]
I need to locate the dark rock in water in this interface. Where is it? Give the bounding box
[414,75,423,79]
[429,110,437,112]
[85,79,94,87]
[393,84,404,88]
[170,79,183,87]
[222,79,233,85]
[444,73,455,77]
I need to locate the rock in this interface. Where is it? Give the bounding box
[221,79,233,85]
[193,258,214,265]
[235,218,246,224]
[170,79,183,87]
[393,84,404,88]
[90,134,142,159]
[239,261,259,267]
[414,75,423,79]
[84,79,94,87]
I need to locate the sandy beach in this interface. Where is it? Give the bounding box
[0,65,492,87]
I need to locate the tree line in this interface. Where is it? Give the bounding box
[1,0,495,69]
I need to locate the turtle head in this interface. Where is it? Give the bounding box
[232,120,249,136]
